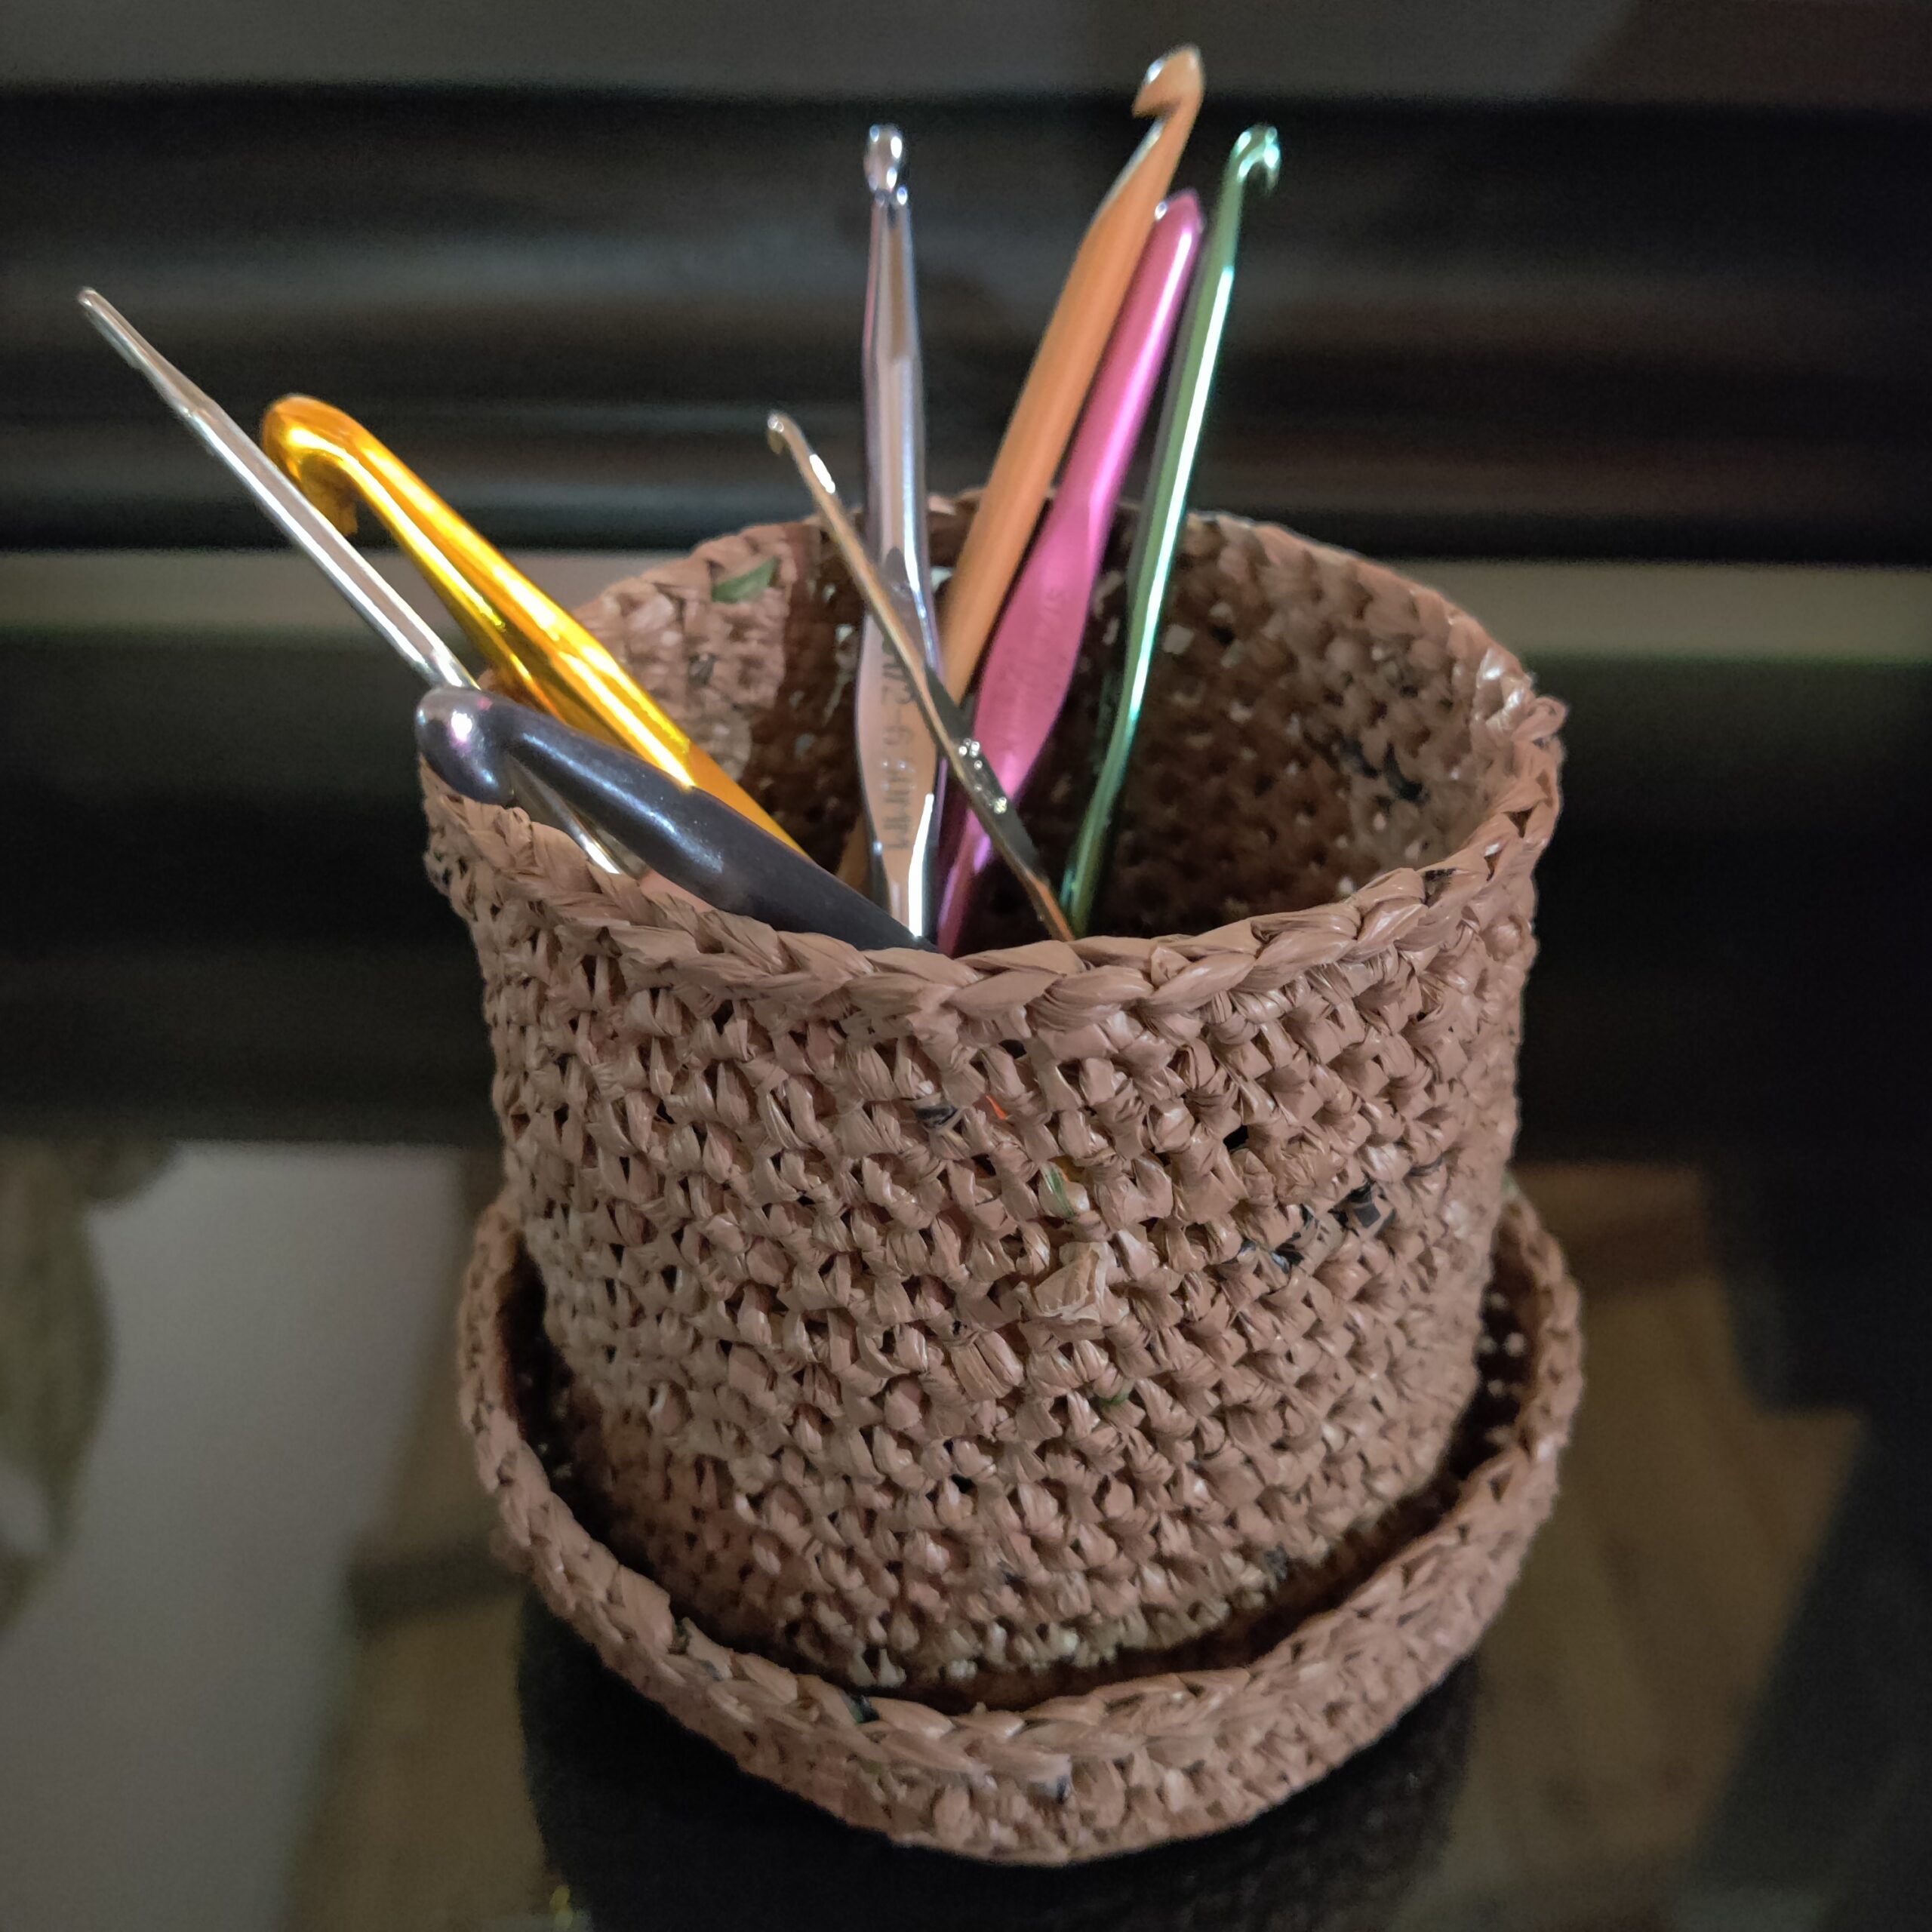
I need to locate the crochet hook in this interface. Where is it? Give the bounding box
[939,45,1203,696]
[1060,125,1282,935]
[417,688,928,952]
[765,411,1075,945]
[74,288,624,875]
[259,395,801,854]
[851,124,944,937]
[933,190,1204,955]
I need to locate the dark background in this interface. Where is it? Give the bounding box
[3,0,1927,1165]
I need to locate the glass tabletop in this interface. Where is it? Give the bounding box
[1,1139,1918,1931]
[2,522,1927,1932]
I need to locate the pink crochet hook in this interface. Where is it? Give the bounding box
[934,190,1203,953]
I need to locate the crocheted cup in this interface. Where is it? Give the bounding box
[427,500,1564,1709]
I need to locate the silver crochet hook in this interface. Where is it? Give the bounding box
[75,287,625,876]
[853,125,944,938]
[766,411,1075,944]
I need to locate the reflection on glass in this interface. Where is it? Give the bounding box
[518,1597,1477,1932]
[0,1144,166,1633]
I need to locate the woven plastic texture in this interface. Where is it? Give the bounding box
[463,1185,1578,1863]
[517,1598,1478,1930]
[426,503,1564,1708]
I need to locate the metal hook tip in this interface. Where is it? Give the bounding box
[76,287,139,356]
[864,125,903,197]
[1233,124,1284,192]
[75,289,195,401]
[1134,44,1203,118]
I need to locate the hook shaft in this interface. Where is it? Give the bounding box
[939,45,1204,695]
[767,412,1074,944]
[75,289,624,872]
[1060,125,1283,934]
[260,395,800,852]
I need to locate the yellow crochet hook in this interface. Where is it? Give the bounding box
[940,44,1203,695]
[260,395,800,851]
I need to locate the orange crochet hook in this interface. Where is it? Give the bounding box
[940,44,1203,694]
[261,395,800,851]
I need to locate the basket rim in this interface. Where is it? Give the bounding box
[460,1185,1580,1854]
[425,505,1565,1009]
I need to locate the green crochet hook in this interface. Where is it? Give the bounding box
[1060,123,1281,934]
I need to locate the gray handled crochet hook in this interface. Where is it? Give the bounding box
[74,287,623,876]
[853,125,944,937]
[417,688,931,952]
